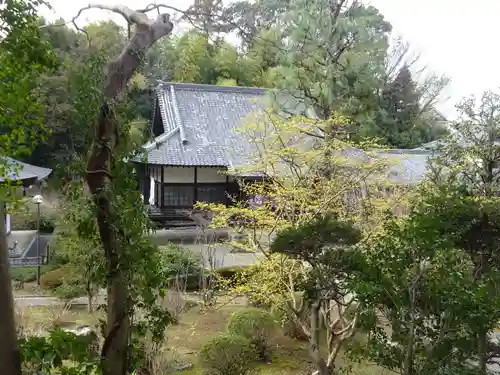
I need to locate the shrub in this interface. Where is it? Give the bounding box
[235,254,306,309]
[39,214,56,233]
[10,211,57,233]
[11,265,57,283]
[160,243,203,278]
[217,266,250,284]
[198,334,258,375]
[227,308,276,360]
[11,268,39,283]
[40,268,68,290]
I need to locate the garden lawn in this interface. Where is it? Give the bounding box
[167,295,389,375]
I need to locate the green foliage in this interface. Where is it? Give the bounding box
[160,243,203,278]
[0,0,58,162]
[274,1,390,122]
[269,296,309,340]
[9,207,57,232]
[272,215,362,307]
[20,328,99,374]
[198,333,258,375]
[39,267,68,290]
[270,215,361,260]
[227,308,276,360]
[11,265,56,283]
[216,265,250,286]
[50,180,105,308]
[377,65,439,148]
[200,114,386,373]
[233,254,309,339]
[223,0,289,48]
[235,254,306,308]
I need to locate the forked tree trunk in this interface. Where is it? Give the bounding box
[309,300,330,375]
[83,6,173,375]
[0,202,22,375]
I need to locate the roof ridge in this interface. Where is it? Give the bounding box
[375,148,434,155]
[156,87,177,134]
[143,127,180,152]
[157,81,267,96]
[169,85,188,145]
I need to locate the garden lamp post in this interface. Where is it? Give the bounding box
[33,194,43,285]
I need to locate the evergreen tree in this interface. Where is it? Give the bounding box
[187,0,226,41]
[379,64,421,148]
[274,0,391,132]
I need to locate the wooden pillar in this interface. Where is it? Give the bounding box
[194,167,198,205]
[225,174,230,206]
[160,165,165,209]
[143,164,150,204]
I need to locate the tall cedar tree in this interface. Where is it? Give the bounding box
[380,65,421,148]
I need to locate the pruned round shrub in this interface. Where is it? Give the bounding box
[198,334,258,375]
[227,308,276,360]
[40,268,68,290]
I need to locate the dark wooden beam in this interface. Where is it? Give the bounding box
[143,164,150,204]
[193,167,198,205]
[161,166,165,208]
[225,174,230,206]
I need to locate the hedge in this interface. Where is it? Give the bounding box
[11,265,57,283]
[163,265,252,292]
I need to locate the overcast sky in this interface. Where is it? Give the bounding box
[41,0,499,120]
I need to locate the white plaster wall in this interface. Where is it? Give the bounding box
[162,167,195,183]
[197,167,227,183]
[5,214,10,234]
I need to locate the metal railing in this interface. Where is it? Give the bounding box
[9,256,47,268]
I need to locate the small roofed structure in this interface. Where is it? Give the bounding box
[0,156,52,235]
[0,156,52,186]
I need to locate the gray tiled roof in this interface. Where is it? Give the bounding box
[145,82,270,168]
[0,156,52,183]
[143,82,436,184]
[375,149,434,184]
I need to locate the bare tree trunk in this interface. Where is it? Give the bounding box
[309,300,329,375]
[86,282,93,314]
[478,331,488,375]
[82,5,173,375]
[0,202,22,375]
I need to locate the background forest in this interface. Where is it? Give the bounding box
[24,0,450,173]
[10,1,499,375]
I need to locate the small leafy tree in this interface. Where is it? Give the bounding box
[271,216,362,375]
[53,180,105,313]
[0,1,58,374]
[350,190,500,375]
[199,113,399,375]
[425,90,500,373]
[349,90,500,375]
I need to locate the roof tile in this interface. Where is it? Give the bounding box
[144,82,435,184]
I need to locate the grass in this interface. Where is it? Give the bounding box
[15,303,103,336]
[15,293,389,375]
[164,295,386,375]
